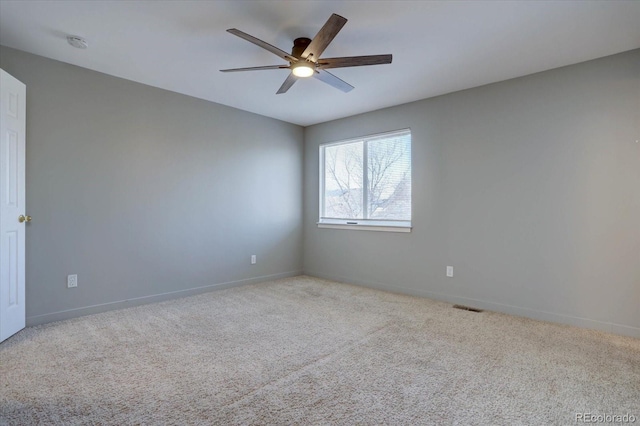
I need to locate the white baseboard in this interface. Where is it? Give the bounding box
[26,270,303,326]
[304,270,640,340]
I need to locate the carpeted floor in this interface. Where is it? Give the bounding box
[1,276,638,425]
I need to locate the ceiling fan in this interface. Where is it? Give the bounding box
[220,13,392,94]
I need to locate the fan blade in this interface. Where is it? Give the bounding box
[276,73,298,94]
[313,69,354,93]
[227,29,297,62]
[317,54,392,69]
[220,65,290,72]
[301,13,347,61]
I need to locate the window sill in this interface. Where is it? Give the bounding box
[317,221,411,233]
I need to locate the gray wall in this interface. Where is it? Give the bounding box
[303,49,640,338]
[0,46,304,324]
[1,45,638,338]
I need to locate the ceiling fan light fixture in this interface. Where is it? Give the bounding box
[292,62,315,78]
[221,13,391,93]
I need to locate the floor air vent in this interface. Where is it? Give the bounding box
[453,305,483,313]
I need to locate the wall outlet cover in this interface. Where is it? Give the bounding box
[67,274,78,288]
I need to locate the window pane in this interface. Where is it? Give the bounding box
[323,141,364,219]
[320,129,411,225]
[367,133,411,220]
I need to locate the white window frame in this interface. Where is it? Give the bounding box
[318,129,412,233]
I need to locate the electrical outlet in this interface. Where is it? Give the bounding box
[251,255,257,265]
[67,274,78,288]
[446,266,454,278]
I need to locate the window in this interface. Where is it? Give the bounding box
[319,129,411,232]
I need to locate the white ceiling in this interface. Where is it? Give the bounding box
[1,1,639,126]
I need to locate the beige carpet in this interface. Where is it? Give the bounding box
[1,276,638,425]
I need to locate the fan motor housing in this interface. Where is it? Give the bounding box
[292,38,312,59]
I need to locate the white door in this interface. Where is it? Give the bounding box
[0,69,26,343]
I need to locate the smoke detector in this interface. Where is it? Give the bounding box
[67,35,88,49]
